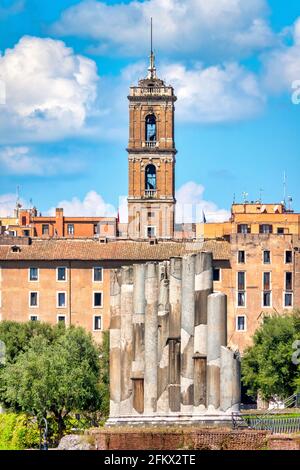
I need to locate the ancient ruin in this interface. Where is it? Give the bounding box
[108,252,241,425]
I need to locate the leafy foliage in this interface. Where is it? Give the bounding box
[0,413,40,450]
[242,310,300,401]
[0,323,106,441]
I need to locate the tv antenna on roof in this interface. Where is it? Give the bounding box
[259,188,264,203]
[242,192,248,203]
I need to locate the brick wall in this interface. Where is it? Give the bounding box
[90,428,269,451]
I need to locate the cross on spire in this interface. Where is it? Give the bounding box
[147,17,157,79]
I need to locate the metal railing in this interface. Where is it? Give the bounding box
[144,189,157,198]
[145,141,157,148]
[232,394,300,433]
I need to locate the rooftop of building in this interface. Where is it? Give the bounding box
[0,238,230,261]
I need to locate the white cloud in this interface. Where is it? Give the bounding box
[0,146,83,176]
[176,181,230,223]
[0,192,27,217]
[0,36,99,143]
[262,17,300,93]
[52,0,274,60]
[162,62,265,122]
[47,190,116,217]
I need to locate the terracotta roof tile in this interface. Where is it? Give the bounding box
[0,239,230,261]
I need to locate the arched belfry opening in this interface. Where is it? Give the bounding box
[145,114,156,142]
[145,164,156,190]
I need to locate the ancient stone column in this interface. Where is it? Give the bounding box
[109,269,122,417]
[232,351,241,411]
[220,347,241,412]
[131,264,146,414]
[193,252,213,409]
[157,261,170,414]
[181,254,196,413]
[168,257,182,412]
[144,263,159,415]
[120,266,134,416]
[207,292,227,410]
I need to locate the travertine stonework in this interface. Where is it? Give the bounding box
[108,252,241,424]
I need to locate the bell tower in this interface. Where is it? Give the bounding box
[127,21,177,239]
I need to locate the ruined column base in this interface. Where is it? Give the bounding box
[106,407,239,427]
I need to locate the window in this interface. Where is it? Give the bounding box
[236,316,246,331]
[263,272,271,291]
[259,224,273,234]
[263,250,271,264]
[262,272,272,307]
[57,315,66,324]
[93,315,102,331]
[29,267,39,282]
[93,267,103,283]
[237,272,246,307]
[284,292,293,308]
[146,226,156,238]
[237,292,246,307]
[30,315,38,321]
[145,114,156,142]
[21,216,26,226]
[57,267,67,281]
[23,230,30,237]
[237,272,245,291]
[42,224,49,235]
[145,164,156,190]
[277,228,284,235]
[238,251,245,264]
[263,291,271,307]
[285,251,293,264]
[57,292,66,308]
[29,292,38,307]
[93,292,103,308]
[67,224,74,235]
[237,224,250,234]
[213,268,221,282]
[94,224,98,235]
[285,272,293,291]
[148,211,155,219]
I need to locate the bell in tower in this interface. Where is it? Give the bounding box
[127,20,177,240]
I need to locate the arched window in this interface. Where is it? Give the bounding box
[145,164,156,190]
[145,114,156,142]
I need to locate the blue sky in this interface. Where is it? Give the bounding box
[0,0,299,221]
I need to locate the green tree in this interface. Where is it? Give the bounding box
[242,310,300,401]
[0,326,102,440]
[0,320,65,363]
[98,330,109,418]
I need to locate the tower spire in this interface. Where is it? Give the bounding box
[147,18,157,79]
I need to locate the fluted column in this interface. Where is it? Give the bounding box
[168,257,182,412]
[109,269,122,417]
[157,261,170,414]
[120,266,134,415]
[207,292,227,409]
[144,263,159,415]
[220,347,241,412]
[181,254,196,413]
[193,252,213,409]
[131,264,146,414]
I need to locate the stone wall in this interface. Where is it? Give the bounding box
[90,428,268,451]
